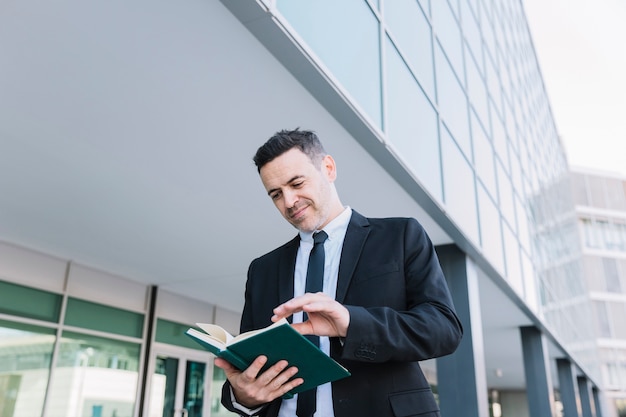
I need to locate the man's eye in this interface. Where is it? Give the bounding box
[293,182,303,188]
[270,193,281,200]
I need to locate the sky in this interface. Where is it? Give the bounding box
[523,0,626,177]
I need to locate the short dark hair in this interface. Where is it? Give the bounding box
[253,128,327,172]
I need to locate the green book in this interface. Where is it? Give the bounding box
[185,318,350,396]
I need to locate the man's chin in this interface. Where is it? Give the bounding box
[289,219,315,233]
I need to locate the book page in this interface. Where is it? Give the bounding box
[196,323,234,344]
[229,318,289,345]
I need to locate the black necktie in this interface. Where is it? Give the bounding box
[296,230,328,417]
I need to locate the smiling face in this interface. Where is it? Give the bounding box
[259,147,344,233]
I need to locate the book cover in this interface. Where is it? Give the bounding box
[185,318,350,395]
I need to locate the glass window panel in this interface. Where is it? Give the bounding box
[604,258,622,293]
[441,126,479,244]
[516,195,530,252]
[481,10,496,62]
[64,298,144,338]
[435,45,470,160]
[503,223,523,295]
[210,367,232,417]
[610,303,626,339]
[184,360,206,417]
[0,320,56,417]
[491,113,508,172]
[477,183,505,274]
[583,256,604,292]
[587,175,608,209]
[471,112,497,198]
[606,178,626,210]
[384,0,434,98]
[570,172,589,206]
[46,331,140,417]
[466,47,488,130]
[460,0,482,68]
[0,280,62,322]
[496,160,516,231]
[486,57,502,119]
[594,301,612,338]
[152,356,178,417]
[431,0,463,80]
[156,319,205,351]
[385,36,442,202]
[521,251,538,312]
[276,0,382,127]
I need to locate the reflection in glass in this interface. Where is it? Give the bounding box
[0,320,55,417]
[435,45,470,161]
[440,125,479,244]
[385,0,434,98]
[384,36,441,202]
[276,0,382,127]
[46,331,140,417]
[210,366,235,417]
[183,361,205,417]
[152,356,179,417]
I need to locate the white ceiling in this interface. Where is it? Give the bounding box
[0,0,583,392]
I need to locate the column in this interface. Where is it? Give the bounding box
[520,326,555,417]
[577,376,597,417]
[556,358,581,417]
[591,386,604,417]
[436,244,489,417]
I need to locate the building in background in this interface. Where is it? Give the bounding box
[570,169,626,416]
[0,0,613,416]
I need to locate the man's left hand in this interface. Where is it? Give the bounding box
[271,292,350,338]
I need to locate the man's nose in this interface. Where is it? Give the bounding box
[284,189,299,207]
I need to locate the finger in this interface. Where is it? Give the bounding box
[289,321,315,335]
[272,293,327,320]
[214,357,236,372]
[240,355,268,382]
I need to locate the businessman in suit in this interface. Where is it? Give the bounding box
[215,129,462,417]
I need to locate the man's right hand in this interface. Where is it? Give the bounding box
[214,355,304,408]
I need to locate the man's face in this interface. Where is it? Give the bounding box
[259,148,336,233]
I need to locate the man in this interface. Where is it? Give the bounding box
[215,129,462,417]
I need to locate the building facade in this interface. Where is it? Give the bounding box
[569,169,626,416]
[0,0,612,416]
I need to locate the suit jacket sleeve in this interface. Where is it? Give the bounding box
[337,216,462,363]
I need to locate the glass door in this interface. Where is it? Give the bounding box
[147,346,210,417]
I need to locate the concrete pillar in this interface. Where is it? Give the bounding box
[436,244,489,417]
[557,358,581,417]
[578,376,597,417]
[520,326,555,417]
[591,387,603,417]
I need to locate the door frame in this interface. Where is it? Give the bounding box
[144,342,215,417]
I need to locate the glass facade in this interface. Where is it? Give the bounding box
[569,170,626,410]
[0,277,233,417]
[271,0,569,311]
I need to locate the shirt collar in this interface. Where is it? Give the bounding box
[299,206,352,243]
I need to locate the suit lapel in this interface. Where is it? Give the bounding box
[277,235,300,322]
[336,211,370,304]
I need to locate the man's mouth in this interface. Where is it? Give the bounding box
[289,205,308,220]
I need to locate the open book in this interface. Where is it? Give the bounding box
[185,318,350,396]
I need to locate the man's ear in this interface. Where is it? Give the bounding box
[322,154,337,182]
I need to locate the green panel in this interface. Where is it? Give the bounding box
[0,280,62,322]
[64,297,144,338]
[156,319,204,350]
[0,318,57,335]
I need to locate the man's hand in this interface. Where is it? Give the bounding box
[214,355,303,408]
[271,292,350,338]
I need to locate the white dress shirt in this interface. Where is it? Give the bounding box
[278,207,351,417]
[231,207,352,417]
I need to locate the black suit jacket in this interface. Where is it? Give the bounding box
[222,211,462,417]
